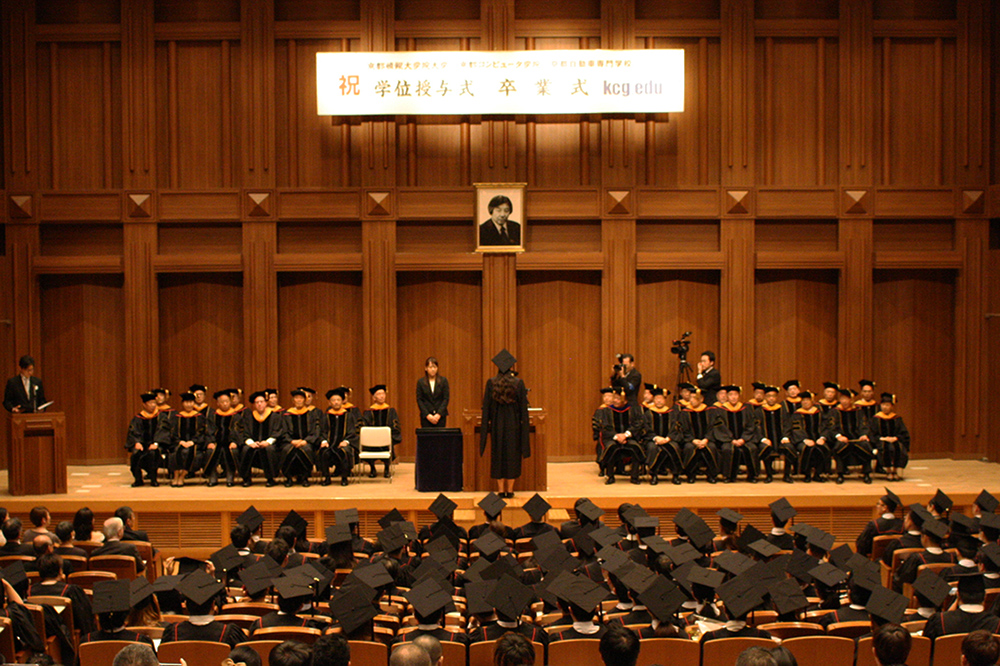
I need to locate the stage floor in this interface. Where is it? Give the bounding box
[2,459,997,557]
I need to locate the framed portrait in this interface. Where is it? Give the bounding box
[474,183,526,253]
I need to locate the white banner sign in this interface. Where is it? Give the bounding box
[317,49,684,116]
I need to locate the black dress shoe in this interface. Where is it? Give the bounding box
[368,468,378,478]
[814,474,826,483]
[265,479,276,487]
[207,479,218,488]
[605,475,616,485]
[749,477,758,484]
[150,479,160,487]
[765,473,773,484]
[863,474,872,484]
[650,475,659,486]
[226,479,235,487]
[341,477,349,486]
[803,475,812,483]
[131,480,144,488]
[783,475,794,484]
[672,476,682,485]
[707,476,717,484]
[723,477,733,484]
[284,478,294,487]
[320,478,331,486]
[630,477,640,485]
[242,479,253,487]
[301,478,311,488]
[383,468,391,478]
[687,476,696,484]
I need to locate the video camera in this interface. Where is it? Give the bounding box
[670,332,692,362]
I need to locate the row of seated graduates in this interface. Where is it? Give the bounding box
[0,505,158,663]
[54,488,998,666]
[593,380,910,486]
[127,384,399,488]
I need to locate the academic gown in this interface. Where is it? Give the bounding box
[717,402,759,480]
[392,626,471,645]
[238,408,285,482]
[870,412,910,469]
[480,376,530,479]
[281,406,321,479]
[881,531,923,566]
[597,403,646,481]
[29,581,95,635]
[700,625,771,643]
[204,407,240,481]
[893,549,956,591]
[126,410,162,483]
[817,605,870,627]
[548,625,607,642]
[827,407,872,476]
[753,403,797,477]
[643,406,683,479]
[789,407,831,477]
[856,515,903,557]
[319,408,359,480]
[922,607,1000,640]
[854,399,878,422]
[80,628,155,648]
[160,620,248,648]
[677,405,722,480]
[155,409,207,473]
[469,621,548,645]
[250,612,327,633]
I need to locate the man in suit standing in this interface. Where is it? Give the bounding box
[695,351,721,393]
[4,355,46,413]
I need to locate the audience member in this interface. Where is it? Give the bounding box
[112,644,158,666]
[736,647,778,666]
[225,645,263,666]
[310,634,350,666]
[412,634,443,666]
[962,631,1000,666]
[91,517,145,573]
[23,506,52,541]
[268,640,312,666]
[872,623,911,666]
[391,643,432,666]
[493,632,536,666]
[599,625,640,666]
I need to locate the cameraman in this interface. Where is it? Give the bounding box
[696,351,721,393]
[611,354,642,407]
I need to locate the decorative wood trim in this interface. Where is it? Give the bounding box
[601,217,636,363]
[153,23,242,41]
[872,19,959,38]
[481,253,517,381]
[395,253,482,271]
[634,19,722,38]
[838,217,873,385]
[395,20,482,38]
[242,222,279,391]
[720,220,754,394]
[753,19,838,38]
[273,253,364,272]
[123,223,159,411]
[33,255,124,274]
[873,251,963,269]
[527,188,602,220]
[635,251,726,270]
[755,251,845,269]
[953,220,988,453]
[513,19,601,38]
[38,192,122,221]
[874,188,955,218]
[152,254,243,273]
[276,190,362,220]
[159,191,241,221]
[635,188,721,218]
[35,24,122,42]
[516,251,604,271]
[274,21,362,40]
[755,189,838,218]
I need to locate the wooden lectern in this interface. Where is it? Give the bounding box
[9,412,67,495]
[461,408,546,491]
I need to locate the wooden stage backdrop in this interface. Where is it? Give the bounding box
[0,0,999,468]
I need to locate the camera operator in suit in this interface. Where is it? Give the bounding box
[695,350,721,394]
[4,355,46,414]
[611,354,642,407]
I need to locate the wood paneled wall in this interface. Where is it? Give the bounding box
[1,0,998,466]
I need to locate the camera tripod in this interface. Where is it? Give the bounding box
[675,358,695,401]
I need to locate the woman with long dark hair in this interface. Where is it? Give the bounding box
[480,349,530,498]
[416,356,450,428]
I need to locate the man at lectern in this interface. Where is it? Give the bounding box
[3,355,46,413]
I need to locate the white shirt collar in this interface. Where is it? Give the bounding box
[849,604,866,611]
[496,619,518,629]
[572,621,601,634]
[725,621,747,631]
[417,623,440,631]
[188,614,214,626]
[926,547,943,555]
[771,527,786,536]
[959,604,985,613]
[882,513,895,520]
[917,607,935,618]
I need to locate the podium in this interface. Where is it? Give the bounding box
[9,412,67,495]
[461,408,546,492]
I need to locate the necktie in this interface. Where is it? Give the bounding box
[500,226,510,243]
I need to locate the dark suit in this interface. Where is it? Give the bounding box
[416,376,450,427]
[0,541,35,556]
[479,220,521,246]
[4,374,46,413]
[90,539,145,573]
[696,367,722,394]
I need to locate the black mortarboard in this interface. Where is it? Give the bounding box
[736,524,767,554]
[786,550,820,583]
[335,508,359,525]
[549,571,606,612]
[922,518,949,540]
[177,570,225,606]
[588,525,620,549]
[597,545,630,573]
[687,566,725,590]
[152,574,182,594]
[140,391,157,402]
[850,563,882,591]
[285,563,332,598]
[769,498,797,523]
[880,488,902,511]
[600,387,615,394]
[130,578,155,607]
[859,379,875,389]
[798,391,813,400]
[880,392,895,404]
[908,503,932,528]
[280,510,308,537]
[715,551,755,577]
[406,578,453,617]
[536,543,579,576]
[93,580,132,614]
[673,509,715,550]
[210,545,245,573]
[212,390,230,400]
[173,557,208,576]
[980,512,1000,533]
[180,392,196,402]
[641,535,670,555]
[487,574,534,620]
[429,494,458,520]
[464,580,498,616]
[620,564,658,595]
[273,576,314,601]
[806,530,835,553]
[378,509,405,529]
[239,561,276,597]
[769,578,810,615]
[809,562,847,588]
[866,586,908,624]
[828,544,854,570]
[473,531,507,558]
[325,524,353,546]
[783,379,800,390]
[491,349,517,374]
[717,574,765,618]
[479,493,507,519]
[976,490,999,513]
[979,543,1000,569]
[913,570,951,607]
[377,524,410,553]
[576,499,605,523]
[326,388,347,400]
[633,515,660,534]
[410,555,450,582]
[747,539,781,559]
[480,554,521,581]
[350,562,394,590]
[958,572,986,598]
[266,388,279,396]
[248,391,266,403]
[425,534,458,560]
[951,513,977,536]
[531,530,561,553]
[639,576,687,622]
[763,386,779,394]
[290,389,306,398]
[822,382,840,390]
[678,382,695,391]
[523,494,551,522]
[329,585,378,634]
[650,386,667,397]
[931,489,953,513]
[669,561,697,593]
[368,384,387,395]
[237,505,265,532]
[717,509,743,526]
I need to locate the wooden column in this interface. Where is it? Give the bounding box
[123,223,159,404]
[837,218,873,383]
[6,224,40,362]
[121,0,155,191]
[720,220,754,388]
[838,0,874,186]
[481,0,517,183]
[720,0,756,187]
[955,0,990,186]
[240,0,276,190]
[601,219,636,363]
[482,254,517,379]
[242,222,278,391]
[954,219,988,457]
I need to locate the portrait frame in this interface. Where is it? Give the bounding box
[474,182,527,253]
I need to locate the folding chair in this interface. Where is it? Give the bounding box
[358,426,394,481]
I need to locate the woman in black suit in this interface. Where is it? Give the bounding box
[416,357,450,428]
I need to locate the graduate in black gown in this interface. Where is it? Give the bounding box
[870,392,910,481]
[598,387,646,485]
[480,349,530,498]
[204,389,240,487]
[238,391,283,487]
[753,386,797,483]
[160,570,247,648]
[319,388,359,486]
[81,580,155,649]
[127,392,162,487]
[678,389,722,484]
[855,380,879,420]
[155,391,206,487]
[827,387,873,484]
[789,391,831,483]
[592,387,615,470]
[643,387,683,486]
[817,382,841,415]
[359,384,402,478]
[281,389,320,487]
[717,385,759,484]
